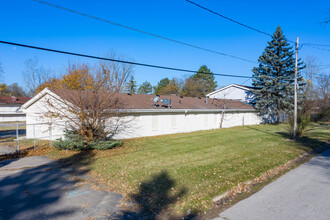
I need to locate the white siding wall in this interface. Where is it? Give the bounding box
[24,93,262,140]
[208,86,255,104]
[25,94,67,140]
[0,114,26,122]
[0,104,26,122]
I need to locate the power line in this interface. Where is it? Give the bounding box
[185,0,330,52]
[303,43,330,47]
[301,44,330,52]
[31,0,256,64]
[0,40,252,79]
[185,0,274,38]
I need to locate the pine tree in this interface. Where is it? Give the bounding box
[193,65,217,95]
[125,75,137,94]
[251,26,304,124]
[160,78,181,95]
[153,78,170,95]
[182,65,217,97]
[138,81,153,94]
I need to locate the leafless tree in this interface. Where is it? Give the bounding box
[0,62,4,83]
[43,57,134,143]
[99,52,134,93]
[316,73,330,113]
[303,56,320,100]
[23,57,52,96]
[322,10,330,26]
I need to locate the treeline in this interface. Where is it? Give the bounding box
[0,56,217,98]
[125,65,217,97]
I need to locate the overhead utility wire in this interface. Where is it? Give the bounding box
[301,44,330,52]
[185,0,274,38]
[185,0,329,51]
[0,40,252,79]
[303,43,330,47]
[32,0,256,64]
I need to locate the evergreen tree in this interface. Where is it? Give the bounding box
[153,78,170,95]
[182,65,217,97]
[160,78,181,95]
[125,75,137,94]
[138,81,153,94]
[251,26,304,124]
[193,65,217,94]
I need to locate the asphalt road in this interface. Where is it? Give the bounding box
[215,148,330,220]
[0,156,123,220]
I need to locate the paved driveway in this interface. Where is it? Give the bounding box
[215,148,330,220]
[0,156,123,220]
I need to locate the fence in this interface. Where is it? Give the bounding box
[0,121,65,154]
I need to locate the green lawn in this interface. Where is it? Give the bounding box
[48,123,329,214]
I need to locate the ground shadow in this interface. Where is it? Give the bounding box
[0,150,96,219]
[0,129,26,138]
[115,171,197,220]
[246,124,329,152]
[245,125,283,137]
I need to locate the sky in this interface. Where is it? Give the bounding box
[0,0,329,90]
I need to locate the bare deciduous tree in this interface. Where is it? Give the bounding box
[316,73,330,113]
[23,57,51,96]
[43,56,134,143]
[99,52,134,93]
[303,56,320,101]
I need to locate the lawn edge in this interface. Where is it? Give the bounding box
[201,142,330,219]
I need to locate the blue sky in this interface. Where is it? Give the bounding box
[0,0,329,89]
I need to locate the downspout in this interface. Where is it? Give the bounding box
[220,100,227,128]
[220,110,225,128]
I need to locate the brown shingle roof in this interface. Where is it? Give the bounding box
[118,93,254,110]
[0,96,31,104]
[51,89,254,110]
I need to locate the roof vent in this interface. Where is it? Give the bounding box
[10,96,16,103]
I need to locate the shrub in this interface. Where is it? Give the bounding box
[89,140,123,150]
[311,107,330,122]
[288,113,311,137]
[54,129,122,151]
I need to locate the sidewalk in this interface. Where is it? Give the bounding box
[214,148,330,220]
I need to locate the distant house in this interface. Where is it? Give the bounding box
[22,88,262,140]
[206,84,255,104]
[0,96,31,122]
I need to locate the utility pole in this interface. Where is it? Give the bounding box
[293,37,299,138]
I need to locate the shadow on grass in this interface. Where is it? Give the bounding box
[245,125,283,137]
[117,171,197,220]
[0,150,96,219]
[246,123,329,152]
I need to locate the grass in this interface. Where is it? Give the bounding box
[45,122,329,215]
[0,125,26,131]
